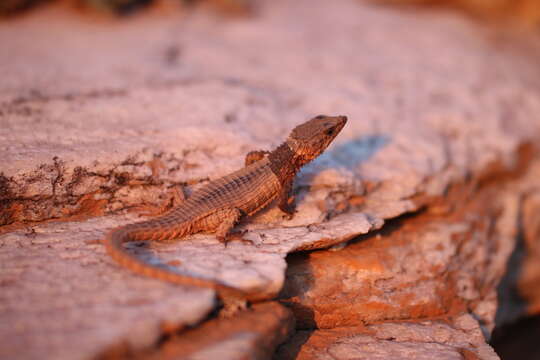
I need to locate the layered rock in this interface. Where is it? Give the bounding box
[276,315,499,360]
[1,0,540,359]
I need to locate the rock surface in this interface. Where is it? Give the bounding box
[133,302,294,360]
[276,158,540,359]
[1,0,540,359]
[275,314,500,360]
[0,216,216,360]
[280,179,520,333]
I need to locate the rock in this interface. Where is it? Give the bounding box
[0,217,216,360]
[275,314,499,360]
[1,0,540,359]
[132,302,294,360]
[279,166,528,334]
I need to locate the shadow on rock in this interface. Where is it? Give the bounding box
[316,134,391,170]
[278,251,317,329]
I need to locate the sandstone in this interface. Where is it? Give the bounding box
[1,0,540,359]
[279,165,530,334]
[275,314,499,360]
[0,216,216,360]
[132,302,294,360]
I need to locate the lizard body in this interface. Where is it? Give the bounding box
[105,115,347,302]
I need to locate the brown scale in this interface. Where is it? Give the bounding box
[104,115,347,304]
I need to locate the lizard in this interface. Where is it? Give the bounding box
[104,115,347,304]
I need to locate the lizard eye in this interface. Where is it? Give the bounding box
[325,128,335,136]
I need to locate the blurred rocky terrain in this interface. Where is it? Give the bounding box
[1,0,540,359]
[379,0,540,27]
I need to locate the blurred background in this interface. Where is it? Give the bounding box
[1,0,540,25]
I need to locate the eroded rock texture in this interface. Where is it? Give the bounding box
[281,181,519,332]
[1,0,540,359]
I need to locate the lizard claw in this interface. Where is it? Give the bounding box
[216,235,229,248]
[280,205,297,220]
[279,195,297,220]
[217,230,250,247]
[282,212,295,220]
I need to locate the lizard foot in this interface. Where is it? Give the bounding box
[279,195,297,220]
[280,207,297,221]
[281,211,296,221]
[217,230,251,247]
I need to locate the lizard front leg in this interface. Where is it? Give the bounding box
[245,150,270,166]
[278,180,296,220]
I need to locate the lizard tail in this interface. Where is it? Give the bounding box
[104,224,248,301]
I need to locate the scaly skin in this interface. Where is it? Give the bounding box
[104,115,347,302]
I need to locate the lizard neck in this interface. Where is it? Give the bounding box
[268,142,301,185]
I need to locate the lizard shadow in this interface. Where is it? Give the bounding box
[318,134,391,169]
[294,134,391,204]
[125,242,186,274]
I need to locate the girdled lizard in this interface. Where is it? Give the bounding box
[105,115,347,303]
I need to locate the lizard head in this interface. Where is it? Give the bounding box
[287,115,347,165]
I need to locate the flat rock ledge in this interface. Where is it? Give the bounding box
[1,0,540,359]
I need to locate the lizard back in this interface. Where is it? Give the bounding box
[155,157,281,229]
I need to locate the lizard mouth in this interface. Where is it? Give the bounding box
[327,115,347,137]
[335,115,347,132]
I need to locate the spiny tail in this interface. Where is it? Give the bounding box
[104,224,247,301]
